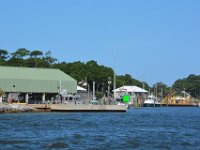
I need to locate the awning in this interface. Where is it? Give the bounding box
[77,86,87,91]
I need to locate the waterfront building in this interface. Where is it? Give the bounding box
[113,86,148,106]
[0,66,77,104]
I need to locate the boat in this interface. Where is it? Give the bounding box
[115,98,130,109]
[143,94,161,107]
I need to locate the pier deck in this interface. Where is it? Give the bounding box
[25,104,127,112]
[50,104,127,112]
[161,104,199,107]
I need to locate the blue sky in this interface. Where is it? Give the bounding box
[0,0,200,86]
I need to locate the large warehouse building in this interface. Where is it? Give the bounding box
[0,66,77,103]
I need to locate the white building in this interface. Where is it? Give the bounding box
[113,86,148,105]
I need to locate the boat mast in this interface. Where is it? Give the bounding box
[113,71,116,90]
[154,84,158,108]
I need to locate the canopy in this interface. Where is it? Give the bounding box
[77,86,87,91]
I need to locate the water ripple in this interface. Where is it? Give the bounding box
[0,108,200,149]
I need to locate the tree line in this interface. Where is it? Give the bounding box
[0,48,199,99]
[172,74,200,99]
[0,48,56,68]
[0,48,150,94]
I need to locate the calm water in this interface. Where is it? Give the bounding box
[0,107,200,150]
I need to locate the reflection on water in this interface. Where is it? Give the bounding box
[0,107,200,150]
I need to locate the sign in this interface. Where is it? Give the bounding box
[123,95,130,103]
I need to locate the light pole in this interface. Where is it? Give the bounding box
[88,83,90,102]
[93,81,95,100]
[108,77,112,104]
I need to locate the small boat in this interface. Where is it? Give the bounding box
[115,98,131,109]
[143,94,161,107]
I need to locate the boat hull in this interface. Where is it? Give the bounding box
[143,103,161,107]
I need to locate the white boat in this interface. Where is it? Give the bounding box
[143,94,161,107]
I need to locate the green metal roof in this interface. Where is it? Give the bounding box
[0,66,75,81]
[0,66,77,93]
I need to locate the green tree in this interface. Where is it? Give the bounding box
[153,82,168,98]
[11,48,30,59]
[0,49,9,60]
[44,51,57,67]
[116,74,147,89]
[53,60,114,93]
[26,50,44,67]
[30,50,43,58]
[8,57,25,67]
[173,74,200,98]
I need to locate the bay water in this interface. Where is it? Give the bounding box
[0,107,200,150]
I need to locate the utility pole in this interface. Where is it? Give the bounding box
[93,81,95,100]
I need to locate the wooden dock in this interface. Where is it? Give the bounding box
[161,104,199,107]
